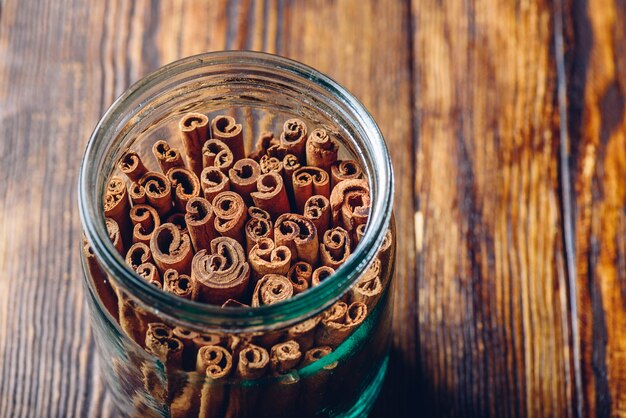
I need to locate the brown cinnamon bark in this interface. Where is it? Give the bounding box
[139,171,173,217]
[129,204,160,245]
[212,191,248,246]
[197,345,233,418]
[329,179,370,237]
[152,140,184,173]
[150,223,193,275]
[287,316,321,352]
[82,238,119,321]
[118,150,148,183]
[202,139,235,174]
[311,266,335,287]
[319,227,351,269]
[248,131,279,161]
[172,327,199,371]
[274,214,319,265]
[211,115,245,161]
[128,181,146,205]
[287,261,313,294]
[104,176,131,243]
[144,323,185,404]
[303,195,331,237]
[200,166,231,202]
[305,128,339,172]
[192,236,251,305]
[298,346,336,418]
[354,223,366,247]
[330,159,364,187]
[244,208,273,251]
[279,118,308,161]
[292,167,330,213]
[136,262,162,288]
[259,154,284,178]
[166,167,201,213]
[224,343,271,417]
[185,196,218,253]
[248,238,292,282]
[300,345,332,367]
[258,340,302,418]
[282,153,301,206]
[250,172,290,219]
[228,158,261,205]
[179,112,210,177]
[165,213,188,235]
[163,268,196,300]
[315,301,367,348]
[125,242,153,270]
[251,274,294,307]
[351,257,382,305]
[105,217,124,254]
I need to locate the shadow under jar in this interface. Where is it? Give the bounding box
[78,51,395,418]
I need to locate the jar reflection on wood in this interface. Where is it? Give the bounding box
[79,51,395,418]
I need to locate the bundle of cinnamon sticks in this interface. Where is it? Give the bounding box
[87,112,393,417]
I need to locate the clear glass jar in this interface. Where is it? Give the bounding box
[78,51,395,418]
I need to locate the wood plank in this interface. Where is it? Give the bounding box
[410,1,577,416]
[564,0,626,416]
[0,0,415,416]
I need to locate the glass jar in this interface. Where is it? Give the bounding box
[78,51,395,418]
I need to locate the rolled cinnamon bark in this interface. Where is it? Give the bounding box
[315,301,367,348]
[237,344,270,379]
[303,195,330,237]
[244,211,273,251]
[354,223,366,248]
[248,131,279,161]
[300,345,332,367]
[248,238,292,282]
[150,223,193,275]
[250,172,290,219]
[211,115,245,161]
[200,166,231,202]
[172,327,199,371]
[287,261,313,294]
[251,274,294,307]
[144,323,185,404]
[105,217,124,254]
[259,155,284,177]
[118,150,148,183]
[125,242,153,270]
[330,159,364,187]
[279,118,308,161]
[212,191,248,246]
[287,316,321,352]
[152,140,184,173]
[203,139,235,174]
[270,340,302,375]
[351,258,382,305]
[298,346,336,417]
[274,214,319,265]
[248,206,271,220]
[305,127,339,172]
[163,268,196,300]
[292,167,330,213]
[311,266,335,287]
[197,345,233,418]
[166,167,201,213]
[259,340,302,418]
[319,227,351,269]
[129,204,160,245]
[139,171,173,217]
[329,179,370,237]
[228,158,261,205]
[165,213,188,236]
[282,153,301,207]
[136,262,162,288]
[103,176,131,243]
[179,112,210,177]
[128,181,146,205]
[185,196,218,253]
[192,236,251,305]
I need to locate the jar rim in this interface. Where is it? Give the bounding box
[78,51,394,330]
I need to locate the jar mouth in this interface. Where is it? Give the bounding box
[78,51,393,331]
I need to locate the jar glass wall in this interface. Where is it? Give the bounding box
[79,51,395,418]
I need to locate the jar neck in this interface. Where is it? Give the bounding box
[78,51,394,332]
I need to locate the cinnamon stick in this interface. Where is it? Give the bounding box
[136,262,162,288]
[129,204,161,245]
[152,140,184,173]
[105,217,124,254]
[305,127,339,172]
[315,301,367,348]
[329,178,370,237]
[200,166,231,202]
[282,153,301,207]
[128,181,146,205]
[259,154,284,178]
[287,261,313,295]
[250,172,290,219]
[228,158,261,205]
[150,223,193,275]
[287,316,321,352]
[279,118,308,161]
[202,139,235,174]
[351,257,382,305]
[192,236,251,305]
[244,207,273,251]
[144,323,185,404]
[274,214,319,265]
[197,345,233,418]
[251,274,294,307]
[212,191,248,246]
[139,171,173,217]
[185,196,218,253]
[166,166,201,213]
[319,227,351,269]
[211,115,245,161]
[303,195,330,237]
[258,340,302,418]
[163,268,196,300]
[298,346,336,417]
[118,150,148,183]
[165,213,188,235]
[224,344,271,418]
[172,327,199,371]
[330,159,363,187]
[103,176,131,243]
[311,266,335,287]
[125,242,153,270]
[248,237,292,282]
[179,112,210,177]
[292,167,330,213]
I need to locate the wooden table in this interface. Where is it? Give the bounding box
[1,0,625,416]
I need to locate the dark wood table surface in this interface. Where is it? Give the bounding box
[2,0,626,416]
